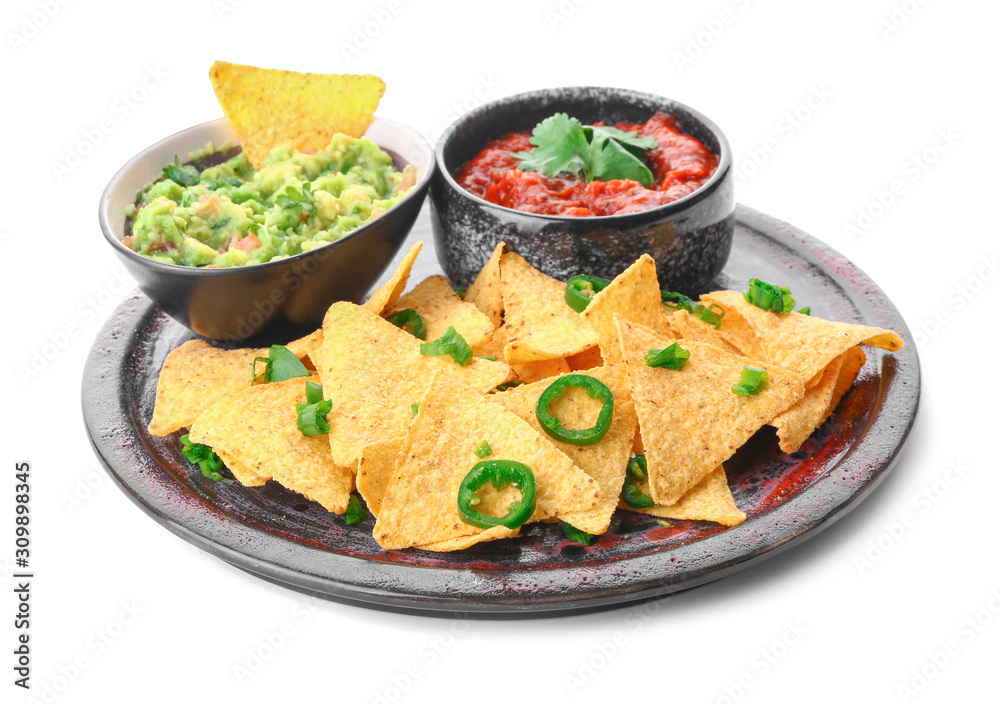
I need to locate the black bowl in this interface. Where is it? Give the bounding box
[430,86,734,292]
[100,117,434,343]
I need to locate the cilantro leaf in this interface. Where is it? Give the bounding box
[589,133,655,187]
[275,184,315,213]
[513,113,657,186]
[162,156,200,187]
[513,113,591,180]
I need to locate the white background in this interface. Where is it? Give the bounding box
[2,0,998,702]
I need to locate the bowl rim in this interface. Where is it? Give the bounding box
[434,85,732,222]
[99,115,435,277]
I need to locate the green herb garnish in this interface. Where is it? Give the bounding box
[560,521,594,546]
[179,434,224,482]
[344,495,366,525]
[474,440,493,458]
[252,345,311,384]
[662,292,726,329]
[304,380,324,404]
[644,342,690,370]
[411,403,420,417]
[513,113,658,188]
[296,399,333,436]
[275,184,315,214]
[732,365,769,397]
[386,308,427,340]
[420,326,473,366]
[798,306,811,315]
[743,278,795,313]
[162,156,200,188]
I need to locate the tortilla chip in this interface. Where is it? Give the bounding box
[771,355,844,453]
[615,316,805,506]
[702,290,904,384]
[148,337,320,436]
[373,375,600,550]
[318,302,515,467]
[582,254,674,363]
[566,346,604,371]
[691,293,763,358]
[361,241,423,315]
[622,466,746,526]
[415,526,521,553]
[286,329,323,369]
[825,346,866,422]
[463,241,506,327]
[209,61,385,168]
[667,309,742,355]
[356,437,403,517]
[492,365,637,534]
[389,275,494,349]
[189,378,354,513]
[513,357,572,384]
[501,251,598,365]
[214,448,268,487]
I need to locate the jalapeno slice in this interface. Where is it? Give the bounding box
[565,275,611,313]
[620,454,657,508]
[535,374,614,446]
[457,460,537,529]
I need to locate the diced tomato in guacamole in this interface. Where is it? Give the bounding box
[126,134,415,268]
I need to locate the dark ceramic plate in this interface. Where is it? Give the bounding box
[82,205,919,619]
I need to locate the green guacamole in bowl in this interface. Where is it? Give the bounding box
[126,133,416,268]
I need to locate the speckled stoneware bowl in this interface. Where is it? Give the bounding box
[430,86,734,291]
[100,116,434,343]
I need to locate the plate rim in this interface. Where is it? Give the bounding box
[82,203,921,618]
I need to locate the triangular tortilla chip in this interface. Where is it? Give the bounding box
[214,448,268,487]
[389,275,494,348]
[771,355,843,453]
[472,325,569,383]
[372,375,600,550]
[148,339,310,436]
[356,437,403,517]
[463,241,506,327]
[361,241,423,315]
[622,466,746,526]
[825,346,866,422]
[566,346,604,371]
[286,329,323,369]
[501,251,598,365]
[318,302,515,467]
[667,309,742,355]
[702,290,903,384]
[415,527,521,553]
[582,253,674,363]
[209,61,385,168]
[492,365,637,534]
[615,316,806,505]
[189,378,354,513]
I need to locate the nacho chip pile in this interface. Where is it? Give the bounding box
[148,239,903,551]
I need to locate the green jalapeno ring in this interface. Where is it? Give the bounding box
[564,275,612,313]
[535,374,614,446]
[621,453,657,508]
[457,460,537,529]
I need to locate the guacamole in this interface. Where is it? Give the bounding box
[125,134,416,267]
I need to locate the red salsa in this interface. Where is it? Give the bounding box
[454,111,718,217]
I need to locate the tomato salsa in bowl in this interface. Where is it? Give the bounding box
[454,111,718,217]
[430,86,733,292]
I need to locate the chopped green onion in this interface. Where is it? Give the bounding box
[493,380,524,393]
[454,285,467,298]
[179,434,224,482]
[386,308,427,340]
[411,402,420,417]
[797,306,811,315]
[564,275,611,312]
[252,345,310,384]
[344,494,366,525]
[474,440,493,458]
[743,278,796,313]
[296,399,333,436]
[304,380,324,405]
[655,519,673,528]
[732,365,769,397]
[644,342,690,370]
[662,291,725,329]
[560,521,594,546]
[420,326,473,366]
[536,374,614,446]
[479,355,498,361]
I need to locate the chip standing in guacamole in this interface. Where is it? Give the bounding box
[125,133,416,268]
